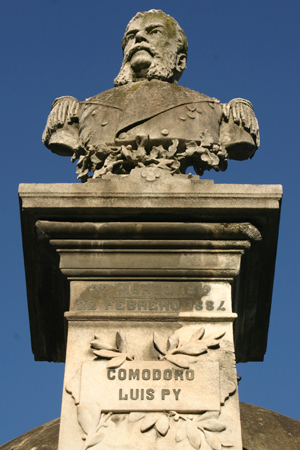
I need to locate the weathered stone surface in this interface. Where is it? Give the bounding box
[70,280,232,319]
[59,317,240,449]
[19,176,281,449]
[2,404,299,450]
[19,179,282,364]
[42,10,259,179]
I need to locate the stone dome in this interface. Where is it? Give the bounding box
[1,403,300,450]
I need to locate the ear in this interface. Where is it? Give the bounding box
[176,53,187,73]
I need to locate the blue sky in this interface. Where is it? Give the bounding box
[1,0,300,444]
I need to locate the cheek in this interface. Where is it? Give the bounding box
[154,38,177,52]
[124,41,134,53]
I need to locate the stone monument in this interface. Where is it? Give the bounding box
[42,9,259,181]
[19,10,281,450]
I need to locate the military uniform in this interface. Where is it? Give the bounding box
[43,79,258,161]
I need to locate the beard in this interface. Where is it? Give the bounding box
[114,45,178,86]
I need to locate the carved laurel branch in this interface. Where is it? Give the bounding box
[153,327,225,368]
[76,405,112,450]
[90,331,134,368]
[72,138,228,182]
[90,328,225,369]
[129,411,233,450]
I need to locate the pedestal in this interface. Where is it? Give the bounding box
[19,172,282,450]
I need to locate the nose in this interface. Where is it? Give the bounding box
[135,30,148,43]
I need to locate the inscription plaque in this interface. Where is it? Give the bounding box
[79,360,220,412]
[71,281,231,316]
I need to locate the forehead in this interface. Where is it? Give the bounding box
[125,13,175,35]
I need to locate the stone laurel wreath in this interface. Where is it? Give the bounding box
[72,137,228,182]
[90,328,225,370]
[129,411,233,450]
[78,328,233,449]
[76,408,233,450]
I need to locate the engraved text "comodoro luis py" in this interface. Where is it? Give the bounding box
[107,367,194,402]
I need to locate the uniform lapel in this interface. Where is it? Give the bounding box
[116,80,211,134]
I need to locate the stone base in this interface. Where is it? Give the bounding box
[19,175,282,450]
[59,318,241,450]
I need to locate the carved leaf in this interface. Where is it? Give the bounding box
[173,342,207,356]
[201,420,226,433]
[71,152,78,163]
[221,439,233,447]
[153,332,167,355]
[187,421,201,449]
[170,159,181,172]
[136,146,147,160]
[93,167,107,178]
[84,432,104,449]
[140,413,160,432]
[78,168,89,178]
[116,331,127,353]
[77,155,86,164]
[96,147,111,158]
[202,332,225,349]
[90,340,117,351]
[197,411,219,422]
[90,153,102,165]
[106,355,126,369]
[128,412,145,423]
[206,340,222,349]
[157,159,174,170]
[190,327,205,342]
[204,430,222,450]
[92,349,121,359]
[155,414,170,436]
[154,145,166,158]
[201,151,219,166]
[77,405,94,434]
[207,331,226,341]
[165,354,191,368]
[184,141,198,157]
[167,333,179,351]
[167,139,179,157]
[121,146,134,160]
[176,421,187,442]
[149,147,160,158]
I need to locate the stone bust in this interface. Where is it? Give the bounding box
[42,10,259,181]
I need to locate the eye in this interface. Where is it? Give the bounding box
[149,28,162,35]
[126,33,135,42]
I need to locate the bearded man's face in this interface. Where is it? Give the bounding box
[114,13,185,86]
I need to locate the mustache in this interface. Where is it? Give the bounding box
[124,43,158,62]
